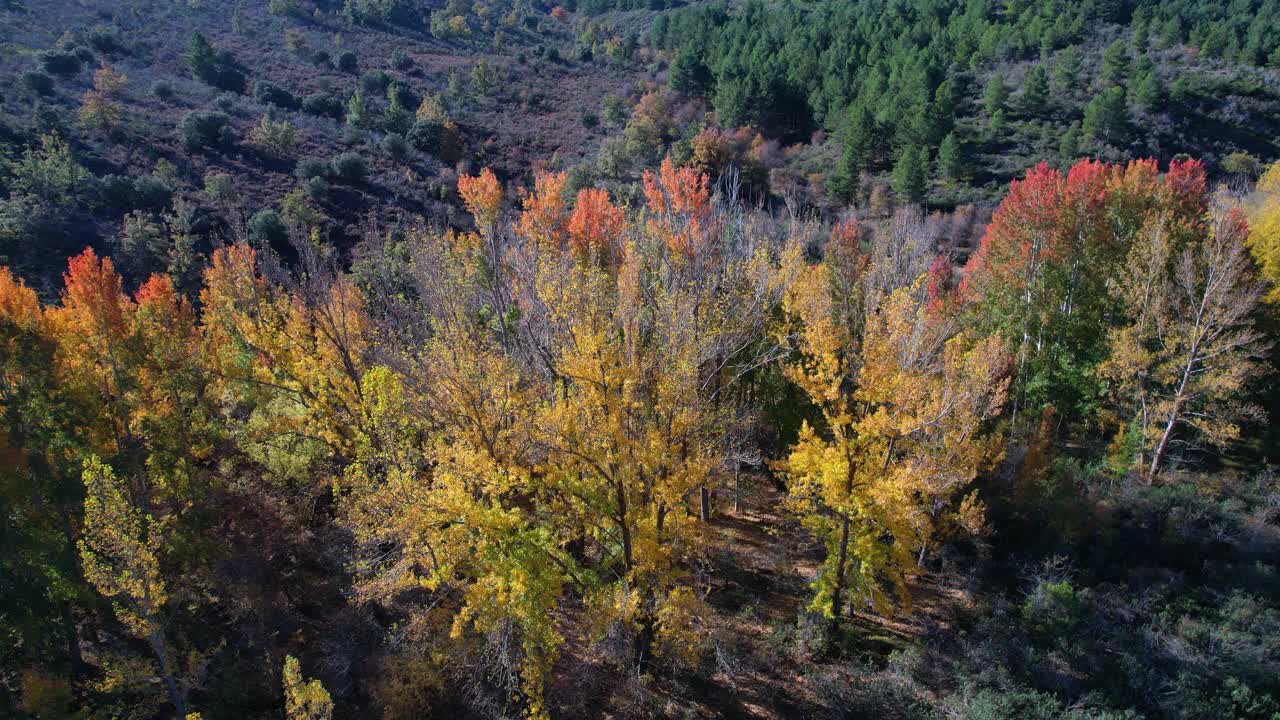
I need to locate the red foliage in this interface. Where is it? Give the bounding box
[61,248,130,340]
[642,158,713,256]
[568,188,627,264]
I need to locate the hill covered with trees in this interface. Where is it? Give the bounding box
[2,1,1280,719]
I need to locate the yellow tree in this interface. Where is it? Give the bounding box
[78,455,184,716]
[282,655,333,720]
[200,243,369,470]
[338,225,568,718]
[782,252,1008,621]
[1104,206,1268,479]
[1247,160,1280,302]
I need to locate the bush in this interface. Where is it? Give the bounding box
[88,27,126,55]
[334,50,358,73]
[381,133,410,160]
[249,115,298,156]
[253,80,298,109]
[248,208,287,246]
[295,158,331,181]
[39,49,82,77]
[330,152,368,182]
[361,70,393,96]
[302,176,329,202]
[212,94,239,113]
[203,172,236,205]
[151,80,176,101]
[179,110,233,149]
[391,50,414,71]
[312,50,332,68]
[132,175,173,210]
[96,174,138,210]
[301,93,344,119]
[21,71,55,96]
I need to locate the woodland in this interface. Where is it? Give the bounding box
[1,1,1280,719]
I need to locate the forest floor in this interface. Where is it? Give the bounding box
[544,479,978,719]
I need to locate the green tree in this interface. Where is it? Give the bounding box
[937,132,963,182]
[1054,45,1082,92]
[1021,65,1049,115]
[829,104,876,203]
[346,88,368,128]
[1101,39,1129,87]
[1133,71,1165,111]
[893,146,927,204]
[983,75,1008,116]
[1083,86,1129,143]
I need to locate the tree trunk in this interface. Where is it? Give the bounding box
[148,628,185,718]
[699,486,710,521]
[828,512,850,635]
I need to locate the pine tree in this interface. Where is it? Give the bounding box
[1021,65,1049,115]
[937,132,963,182]
[345,87,368,128]
[893,146,927,204]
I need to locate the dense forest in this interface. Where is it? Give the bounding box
[2,0,1280,719]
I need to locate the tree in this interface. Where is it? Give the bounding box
[248,114,297,156]
[829,104,876,203]
[1247,161,1280,302]
[781,255,1007,623]
[1132,71,1165,111]
[1102,206,1267,479]
[937,132,963,182]
[1083,86,1128,144]
[668,47,710,94]
[283,655,333,720]
[78,456,185,716]
[1101,39,1129,87]
[470,59,495,98]
[79,65,127,133]
[345,88,368,128]
[893,146,927,204]
[1021,65,1049,115]
[982,75,1008,117]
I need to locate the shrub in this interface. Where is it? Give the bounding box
[253,80,298,109]
[73,47,95,65]
[96,174,138,210]
[391,50,414,71]
[581,111,599,128]
[361,70,393,96]
[212,94,239,113]
[249,115,298,156]
[295,158,331,181]
[132,175,173,210]
[381,133,410,160]
[113,211,169,277]
[248,208,287,246]
[302,176,329,202]
[334,50,358,73]
[39,49,82,77]
[21,71,55,96]
[330,152,368,182]
[88,27,126,55]
[151,80,176,101]
[301,93,344,119]
[312,50,332,68]
[185,33,245,92]
[203,172,236,205]
[179,110,233,149]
